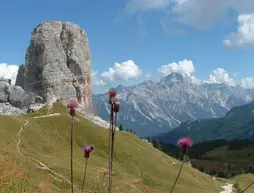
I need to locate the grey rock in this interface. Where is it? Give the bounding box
[0,77,11,84]
[0,78,35,109]
[0,78,10,102]
[0,102,26,116]
[15,65,25,89]
[35,95,43,103]
[17,21,92,111]
[9,86,26,107]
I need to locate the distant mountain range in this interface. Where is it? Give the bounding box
[93,73,254,137]
[157,101,254,144]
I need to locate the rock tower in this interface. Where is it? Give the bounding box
[16,21,92,111]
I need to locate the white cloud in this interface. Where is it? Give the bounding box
[92,71,106,87]
[158,59,195,77]
[95,80,106,87]
[208,68,236,86]
[0,63,19,85]
[241,77,254,89]
[101,60,142,81]
[223,13,254,47]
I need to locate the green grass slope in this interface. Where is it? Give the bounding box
[230,174,254,193]
[0,103,223,193]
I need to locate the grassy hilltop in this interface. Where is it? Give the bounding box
[0,103,224,193]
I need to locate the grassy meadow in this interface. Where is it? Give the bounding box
[0,103,229,192]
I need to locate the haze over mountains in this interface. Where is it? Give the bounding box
[93,72,254,136]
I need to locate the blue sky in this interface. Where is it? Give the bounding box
[0,0,254,94]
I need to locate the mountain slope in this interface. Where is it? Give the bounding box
[0,103,223,193]
[158,101,254,144]
[93,73,254,136]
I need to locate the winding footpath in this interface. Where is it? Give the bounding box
[16,115,78,189]
[16,120,28,156]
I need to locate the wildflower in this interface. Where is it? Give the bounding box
[108,89,116,98]
[108,90,120,193]
[108,90,116,104]
[81,145,94,193]
[177,137,192,154]
[67,101,79,117]
[84,145,94,158]
[169,137,193,193]
[113,102,120,112]
[67,100,78,193]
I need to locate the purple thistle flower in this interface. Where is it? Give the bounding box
[81,145,94,193]
[177,137,193,154]
[84,145,94,159]
[169,137,193,193]
[67,101,79,117]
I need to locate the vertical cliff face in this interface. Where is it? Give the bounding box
[15,64,25,89]
[16,21,92,111]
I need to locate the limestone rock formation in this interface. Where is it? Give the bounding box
[16,21,92,111]
[0,77,34,108]
[15,64,25,88]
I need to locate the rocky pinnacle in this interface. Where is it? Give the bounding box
[16,21,92,111]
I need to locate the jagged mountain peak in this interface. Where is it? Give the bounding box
[93,77,254,137]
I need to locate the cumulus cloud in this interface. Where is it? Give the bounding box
[101,60,142,81]
[208,68,236,86]
[0,63,19,85]
[241,77,254,89]
[95,80,106,87]
[158,59,195,77]
[91,71,106,87]
[223,13,254,47]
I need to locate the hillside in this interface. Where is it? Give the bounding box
[231,174,254,193]
[0,103,224,193]
[93,73,254,137]
[157,101,254,144]
[158,139,254,180]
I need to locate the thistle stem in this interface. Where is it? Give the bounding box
[81,158,88,193]
[109,104,114,193]
[242,181,254,193]
[170,157,185,193]
[71,116,74,193]
[111,113,117,164]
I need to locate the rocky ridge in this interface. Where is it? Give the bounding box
[93,73,254,136]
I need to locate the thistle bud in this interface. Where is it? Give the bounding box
[67,101,78,117]
[108,90,117,104]
[113,102,120,112]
